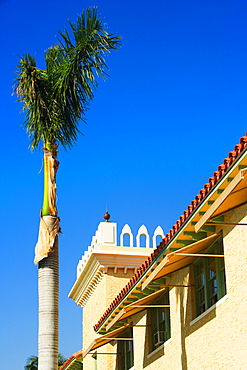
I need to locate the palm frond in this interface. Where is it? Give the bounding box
[15,7,121,150]
[25,355,38,370]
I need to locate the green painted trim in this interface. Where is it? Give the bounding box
[183,231,207,241]
[132,292,146,299]
[208,200,214,205]
[147,285,160,291]
[113,320,128,329]
[191,222,216,232]
[210,215,225,223]
[153,278,167,285]
[177,240,194,246]
[238,165,247,170]
[126,298,137,302]
[217,189,224,194]
[201,225,216,232]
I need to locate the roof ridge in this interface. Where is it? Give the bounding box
[93,133,247,332]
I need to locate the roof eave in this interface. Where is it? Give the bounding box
[95,144,247,333]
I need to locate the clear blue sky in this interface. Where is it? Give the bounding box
[1,0,247,368]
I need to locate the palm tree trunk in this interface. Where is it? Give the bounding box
[37,145,60,370]
[38,216,59,370]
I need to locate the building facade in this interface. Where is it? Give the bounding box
[69,220,164,369]
[69,134,247,370]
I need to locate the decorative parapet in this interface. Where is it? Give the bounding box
[120,224,134,247]
[76,222,165,278]
[136,225,150,248]
[153,226,165,248]
[70,221,165,306]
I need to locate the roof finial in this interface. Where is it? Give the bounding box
[104,206,110,222]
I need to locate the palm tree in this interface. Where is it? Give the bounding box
[25,354,67,370]
[25,356,38,370]
[15,8,121,370]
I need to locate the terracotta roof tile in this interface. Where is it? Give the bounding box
[59,350,83,370]
[93,134,247,332]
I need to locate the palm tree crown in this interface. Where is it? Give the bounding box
[15,7,121,150]
[24,354,67,369]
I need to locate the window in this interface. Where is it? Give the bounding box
[149,290,170,352]
[118,328,134,370]
[194,238,226,316]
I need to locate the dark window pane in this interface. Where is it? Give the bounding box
[210,278,217,293]
[199,303,206,314]
[208,261,216,279]
[194,238,226,317]
[211,294,218,305]
[199,288,205,305]
[118,329,133,370]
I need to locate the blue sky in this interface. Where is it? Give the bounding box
[1,0,247,368]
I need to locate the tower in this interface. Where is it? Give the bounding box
[69,214,164,369]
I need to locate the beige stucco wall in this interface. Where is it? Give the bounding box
[185,203,247,369]
[83,268,135,370]
[83,203,247,369]
[124,203,247,370]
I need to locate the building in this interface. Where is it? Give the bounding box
[69,219,164,369]
[69,134,247,369]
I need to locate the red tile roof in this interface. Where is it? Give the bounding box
[59,350,83,370]
[94,134,247,332]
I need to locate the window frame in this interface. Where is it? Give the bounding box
[118,327,134,370]
[149,290,170,353]
[194,237,226,317]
